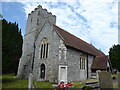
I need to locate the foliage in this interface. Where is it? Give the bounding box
[2,19,23,74]
[109,44,120,71]
[0,13,3,19]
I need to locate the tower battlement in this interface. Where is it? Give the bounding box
[29,5,56,17]
[25,5,56,34]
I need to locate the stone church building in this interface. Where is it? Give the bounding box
[17,5,111,83]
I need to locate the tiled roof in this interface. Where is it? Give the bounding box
[53,24,105,56]
[91,55,108,70]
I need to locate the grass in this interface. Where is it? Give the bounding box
[2,74,119,88]
[71,79,99,88]
[2,74,28,88]
[112,74,119,88]
[113,83,118,88]
[2,74,54,88]
[85,79,99,82]
[72,81,85,88]
[2,74,86,88]
[33,81,53,88]
[112,74,117,79]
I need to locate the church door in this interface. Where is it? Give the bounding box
[58,65,67,84]
[40,64,45,79]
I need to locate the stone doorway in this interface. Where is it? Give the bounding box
[40,64,45,79]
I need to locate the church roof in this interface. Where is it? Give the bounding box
[53,24,105,56]
[91,55,108,70]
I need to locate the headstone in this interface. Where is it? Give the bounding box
[28,73,34,90]
[98,71,113,89]
[118,73,120,89]
[0,76,2,90]
[96,70,101,79]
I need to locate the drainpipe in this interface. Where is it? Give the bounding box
[87,55,89,79]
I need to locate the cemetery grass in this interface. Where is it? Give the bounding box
[2,74,53,88]
[72,81,85,88]
[2,74,28,88]
[2,74,118,88]
[2,74,85,88]
[113,83,118,88]
[112,74,118,88]
[71,79,99,88]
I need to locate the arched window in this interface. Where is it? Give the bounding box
[38,11,40,15]
[40,38,49,59]
[80,56,86,70]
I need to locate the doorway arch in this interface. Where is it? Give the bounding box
[40,63,45,79]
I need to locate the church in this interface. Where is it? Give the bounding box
[17,5,111,83]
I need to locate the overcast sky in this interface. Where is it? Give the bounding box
[1,0,119,54]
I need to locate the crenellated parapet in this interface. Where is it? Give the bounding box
[29,5,56,17]
[25,5,56,35]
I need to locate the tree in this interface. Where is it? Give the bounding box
[109,44,120,72]
[0,13,3,18]
[2,19,23,75]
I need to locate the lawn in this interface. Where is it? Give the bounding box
[2,74,53,88]
[1,74,85,88]
[2,74,28,88]
[2,74,118,89]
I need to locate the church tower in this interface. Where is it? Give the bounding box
[17,5,56,79]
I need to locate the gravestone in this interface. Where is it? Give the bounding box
[118,73,120,89]
[98,71,113,89]
[96,70,101,79]
[28,73,34,90]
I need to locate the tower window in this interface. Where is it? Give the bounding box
[38,11,40,15]
[37,19,39,25]
[40,38,49,59]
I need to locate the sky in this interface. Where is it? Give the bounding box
[1,0,119,54]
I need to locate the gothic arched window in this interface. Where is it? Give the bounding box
[40,38,49,59]
[80,56,86,70]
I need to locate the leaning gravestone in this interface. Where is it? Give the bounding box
[118,73,120,89]
[98,71,113,89]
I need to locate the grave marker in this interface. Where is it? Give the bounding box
[98,71,113,89]
[28,73,34,90]
[118,73,120,89]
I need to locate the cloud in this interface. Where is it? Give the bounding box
[2,0,119,54]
